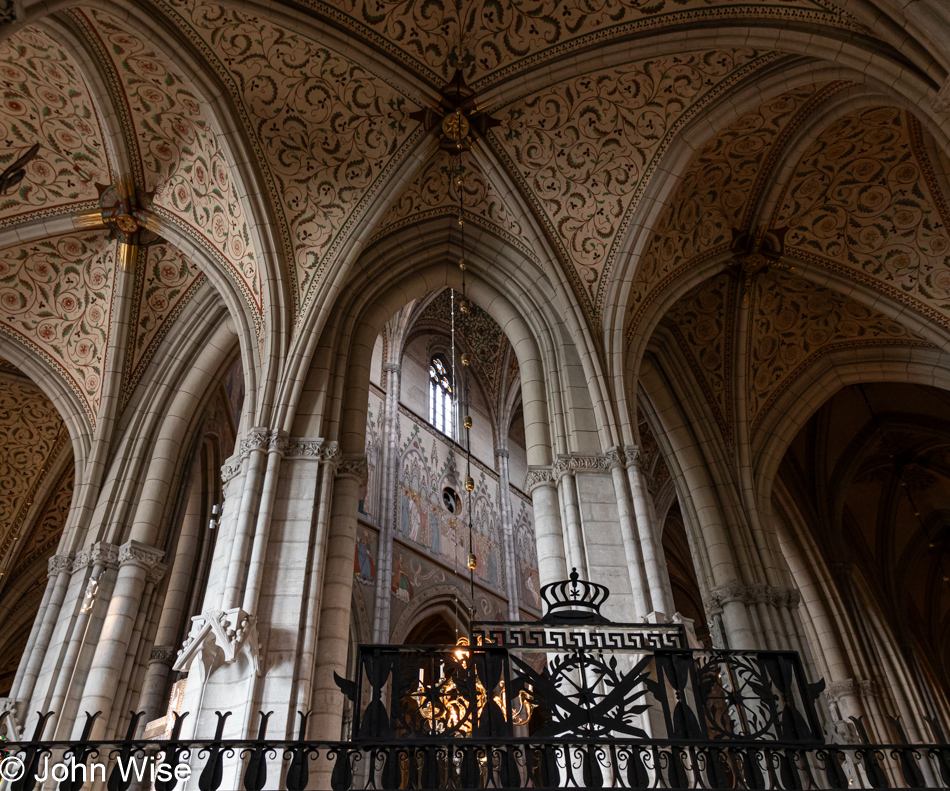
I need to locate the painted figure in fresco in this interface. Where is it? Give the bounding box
[354,528,375,585]
[406,493,423,543]
[522,565,541,609]
[391,551,414,602]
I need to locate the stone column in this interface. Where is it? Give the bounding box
[525,468,568,585]
[12,554,71,706]
[48,544,120,738]
[242,430,290,615]
[495,447,520,618]
[625,445,676,618]
[554,457,587,575]
[606,448,650,618]
[372,362,401,642]
[137,469,205,730]
[222,428,269,610]
[72,540,164,739]
[310,454,367,741]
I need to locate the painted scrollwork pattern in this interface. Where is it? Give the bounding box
[6,462,73,585]
[629,83,841,340]
[0,231,114,421]
[0,375,65,562]
[747,270,929,429]
[374,150,536,262]
[284,0,858,87]
[157,0,421,314]
[125,244,204,398]
[490,49,772,316]
[773,107,950,327]
[76,9,261,318]
[0,27,111,225]
[665,271,737,444]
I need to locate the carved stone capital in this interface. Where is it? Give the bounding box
[553,453,608,481]
[320,441,340,466]
[604,446,625,470]
[72,542,119,573]
[285,437,324,459]
[268,430,290,454]
[824,678,859,703]
[239,427,270,455]
[149,646,176,667]
[382,362,401,373]
[336,453,368,485]
[221,454,242,483]
[525,466,555,494]
[706,581,748,614]
[494,448,510,459]
[48,554,72,576]
[174,607,260,677]
[623,444,642,466]
[118,540,164,571]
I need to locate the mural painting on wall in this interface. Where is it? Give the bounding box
[353,525,379,619]
[396,426,505,594]
[514,499,541,612]
[360,401,381,519]
[387,547,511,638]
[354,527,376,586]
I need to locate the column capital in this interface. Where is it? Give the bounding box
[623,444,642,466]
[118,540,165,571]
[239,426,270,455]
[604,446,625,470]
[494,447,510,459]
[824,678,859,703]
[148,646,176,667]
[72,541,119,573]
[146,563,167,586]
[553,453,609,481]
[48,554,72,576]
[336,453,368,485]
[525,466,556,493]
[284,437,327,460]
[382,362,401,373]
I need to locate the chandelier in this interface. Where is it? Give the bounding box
[404,638,536,735]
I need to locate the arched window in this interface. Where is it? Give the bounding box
[428,355,454,437]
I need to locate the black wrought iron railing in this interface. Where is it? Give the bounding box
[1,714,949,791]
[2,570,945,790]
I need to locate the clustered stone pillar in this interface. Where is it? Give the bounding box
[73,541,165,739]
[525,468,568,585]
[554,457,588,575]
[624,445,675,618]
[136,467,205,732]
[372,361,401,642]
[11,554,72,710]
[494,447,520,618]
[310,453,368,741]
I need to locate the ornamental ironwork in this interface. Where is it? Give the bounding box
[1,571,948,790]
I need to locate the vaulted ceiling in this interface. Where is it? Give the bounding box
[0,0,948,437]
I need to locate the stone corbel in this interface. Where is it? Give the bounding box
[221,454,242,484]
[0,697,21,741]
[173,607,260,679]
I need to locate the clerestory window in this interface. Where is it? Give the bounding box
[428,356,454,437]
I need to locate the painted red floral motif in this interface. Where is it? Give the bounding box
[0,28,111,225]
[0,231,115,424]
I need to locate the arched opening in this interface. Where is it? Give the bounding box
[0,356,74,696]
[775,381,950,740]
